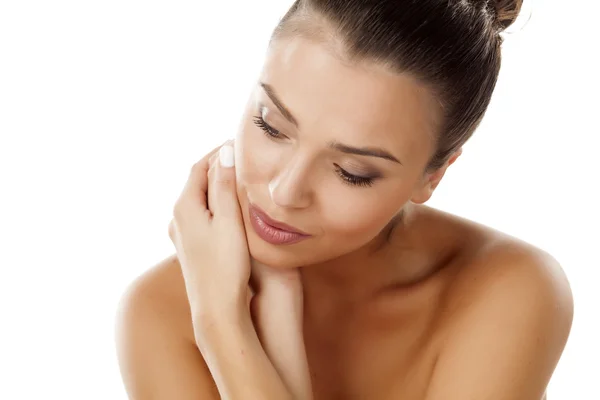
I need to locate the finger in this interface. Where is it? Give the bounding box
[168,218,186,252]
[206,151,219,213]
[207,140,241,220]
[175,143,223,218]
[205,140,235,212]
[168,219,176,243]
[207,139,234,167]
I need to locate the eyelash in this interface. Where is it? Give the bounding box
[252,114,375,188]
[253,115,282,138]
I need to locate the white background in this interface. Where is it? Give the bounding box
[1,0,598,398]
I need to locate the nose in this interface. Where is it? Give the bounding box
[268,157,312,209]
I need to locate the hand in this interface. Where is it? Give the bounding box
[168,140,251,324]
[169,141,312,399]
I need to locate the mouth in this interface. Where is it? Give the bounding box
[248,204,311,245]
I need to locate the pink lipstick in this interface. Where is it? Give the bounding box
[249,204,310,245]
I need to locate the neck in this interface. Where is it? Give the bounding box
[300,203,444,305]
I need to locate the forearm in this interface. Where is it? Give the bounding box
[194,302,297,400]
[253,285,313,400]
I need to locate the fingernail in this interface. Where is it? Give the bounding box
[219,145,235,168]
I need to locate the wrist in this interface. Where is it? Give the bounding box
[257,285,304,318]
[192,294,252,349]
[188,280,247,316]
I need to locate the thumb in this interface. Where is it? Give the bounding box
[210,142,241,219]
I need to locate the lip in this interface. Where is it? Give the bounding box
[248,204,311,245]
[250,204,309,235]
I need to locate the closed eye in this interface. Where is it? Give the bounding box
[253,114,377,188]
[253,115,283,139]
[334,165,375,187]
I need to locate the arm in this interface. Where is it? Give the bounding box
[117,143,312,399]
[115,260,220,400]
[171,142,312,400]
[115,255,312,400]
[396,251,573,400]
[193,287,309,400]
[250,263,314,400]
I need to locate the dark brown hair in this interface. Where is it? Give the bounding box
[271,0,523,171]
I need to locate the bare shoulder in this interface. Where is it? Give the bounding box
[115,254,219,399]
[117,253,196,341]
[420,206,573,315]
[423,214,574,399]
[445,230,574,325]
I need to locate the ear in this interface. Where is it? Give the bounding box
[411,148,462,204]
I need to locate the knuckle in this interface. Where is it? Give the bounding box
[215,175,234,186]
[172,202,185,222]
[168,219,176,241]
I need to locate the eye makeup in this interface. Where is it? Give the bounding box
[252,105,381,188]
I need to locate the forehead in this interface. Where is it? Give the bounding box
[259,36,439,165]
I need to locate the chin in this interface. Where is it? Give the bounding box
[246,236,314,269]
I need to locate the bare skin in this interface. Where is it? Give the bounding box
[116,204,570,399]
[116,34,572,399]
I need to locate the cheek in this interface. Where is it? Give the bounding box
[235,120,267,184]
[235,119,287,187]
[320,190,402,243]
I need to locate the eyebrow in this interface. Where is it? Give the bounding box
[259,82,402,165]
[260,82,299,127]
[328,141,402,165]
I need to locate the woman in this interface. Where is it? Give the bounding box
[116,0,573,399]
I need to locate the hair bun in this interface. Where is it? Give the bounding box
[493,0,523,30]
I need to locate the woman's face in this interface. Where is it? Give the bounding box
[234,37,442,268]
